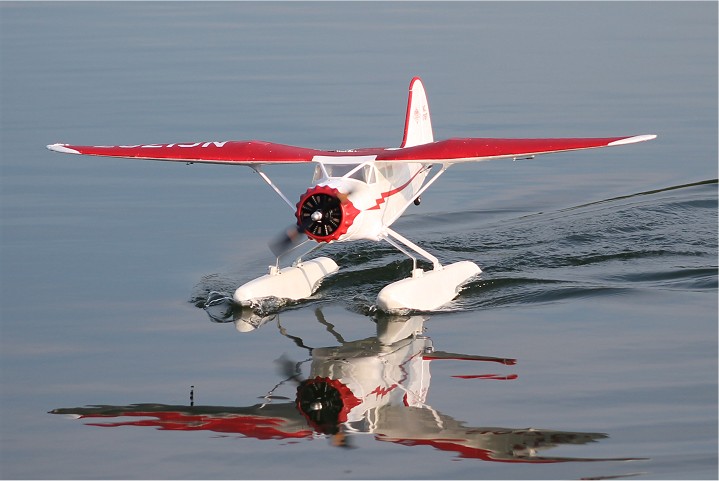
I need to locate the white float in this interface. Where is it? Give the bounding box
[376,261,481,313]
[233,257,339,305]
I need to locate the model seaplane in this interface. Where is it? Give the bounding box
[47,77,656,312]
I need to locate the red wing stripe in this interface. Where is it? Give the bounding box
[376,136,654,162]
[48,141,323,164]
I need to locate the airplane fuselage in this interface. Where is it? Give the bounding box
[300,157,431,243]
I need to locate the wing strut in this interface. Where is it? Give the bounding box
[383,227,441,272]
[252,166,296,211]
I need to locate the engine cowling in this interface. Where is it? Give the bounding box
[295,185,360,242]
[295,376,361,434]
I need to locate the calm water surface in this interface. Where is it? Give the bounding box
[1,2,717,479]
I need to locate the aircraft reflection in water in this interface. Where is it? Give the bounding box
[51,306,637,464]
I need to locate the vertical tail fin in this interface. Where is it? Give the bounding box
[400,77,434,148]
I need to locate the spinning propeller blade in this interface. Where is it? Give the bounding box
[274,354,306,384]
[268,221,310,258]
[268,185,357,258]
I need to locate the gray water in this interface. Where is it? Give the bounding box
[1,2,717,479]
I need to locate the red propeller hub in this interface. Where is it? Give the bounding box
[296,185,360,242]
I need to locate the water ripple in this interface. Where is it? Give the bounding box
[192,180,717,314]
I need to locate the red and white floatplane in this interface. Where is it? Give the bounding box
[48,77,656,312]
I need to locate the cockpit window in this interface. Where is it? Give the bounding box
[326,164,356,178]
[318,163,377,183]
[312,164,325,183]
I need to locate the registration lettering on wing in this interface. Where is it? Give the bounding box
[97,142,229,149]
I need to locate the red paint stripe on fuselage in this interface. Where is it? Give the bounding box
[368,168,425,210]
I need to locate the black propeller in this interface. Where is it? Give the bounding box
[298,192,343,238]
[268,187,350,258]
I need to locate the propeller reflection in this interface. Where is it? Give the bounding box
[51,309,641,464]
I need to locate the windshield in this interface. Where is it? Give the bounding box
[313,163,377,184]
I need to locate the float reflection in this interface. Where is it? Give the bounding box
[51,307,638,464]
